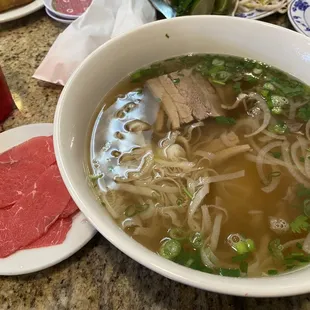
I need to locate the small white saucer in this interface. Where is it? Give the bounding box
[45,7,74,24]
[288,0,310,36]
[0,123,96,276]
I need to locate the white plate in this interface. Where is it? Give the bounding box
[288,0,310,36]
[235,9,278,19]
[0,0,43,23]
[0,123,96,276]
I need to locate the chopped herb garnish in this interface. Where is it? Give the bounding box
[269,123,288,135]
[290,215,310,233]
[297,104,310,121]
[176,197,185,207]
[233,82,242,94]
[159,239,181,260]
[304,199,310,217]
[183,187,193,199]
[169,228,187,240]
[267,269,278,276]
[300,156,305,163]
[189,232,203,249]
[268,239,284,260]
[240,261,248,274]
[215,116,236,125]
[232,253,249,263]
[89,173,103,181]
[271,152,281,159]
[173,78,180,84]
[165,33,170,38]
[296,242,303,249]
[297,184,310,197]
[219,268,241,277]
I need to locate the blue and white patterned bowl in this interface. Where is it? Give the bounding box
[288,0,310,36]
[236,9,279,20]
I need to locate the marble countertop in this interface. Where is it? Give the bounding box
[1,10,310,310]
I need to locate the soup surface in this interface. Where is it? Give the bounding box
[89,54,310,278]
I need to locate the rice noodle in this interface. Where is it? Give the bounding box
[210,213,223,252]
[122,217,143,229]
[149,185,180,194]
[184,121,204,141]
[256,141,283,185]
[205,170,245,184]
[282,141,310,188]
[201,205,212,236]
[244,93,271,138]
[211,144,251,166]
[291,140,307,177]
[194,150,215,161]
[221,93,248,110]
[259,129,287,141]
[155,158,195,170]
[262,165,281,193]
[113,183,154,197]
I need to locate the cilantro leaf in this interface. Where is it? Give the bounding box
[215,116,236,125]
[290,215,310,234]
[297,104,310,121]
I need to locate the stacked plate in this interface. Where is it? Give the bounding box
[43,0,92,24]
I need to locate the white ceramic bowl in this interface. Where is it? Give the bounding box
[54,16,310,297]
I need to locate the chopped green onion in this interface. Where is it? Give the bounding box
[268,239,284,260]
[215,116,236,125]
[300,156,305,163]
[233,82,242,94]
[232,253,249,263]
[212,58,225,66]
[211,71,232,84]
[246,239,255,252]
[253,68,263,75]
[235,241,249,254]
[219,268,241,277]
[183,187,193,199]
[296,242,303,249]
[159,239,181,260]
[184,258,194,267]
[189,232,203,249]
[304,199,310,217]
[169,228,187,241]
[211,79,226,85]
[271,107,283,115]
[269,123,288,135]
[173,78,180,84]
[267,269,278,276]
[260,89,270,98]
[263,82,276,91]
[89,173,103,181]
[271,152,281,159]
[297,184,310,197]
[136,88,143,95]
[124,204,149,217]
[297,104,310,121]
[271,95,289,107]
[240,261,248,274]
[176,197,184,207]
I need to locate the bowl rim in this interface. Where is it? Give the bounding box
[54,15,310,298]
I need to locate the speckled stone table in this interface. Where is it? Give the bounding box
[1,10,310,310]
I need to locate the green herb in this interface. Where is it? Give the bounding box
[108,166,114,172]
[219,268,241,277]
[269,123,288,135]
[176,197,184,207]
[290,215,310,233]
[271,107,283,115]
[235,241,249,255]
[212,58,225,66]
[233,82,242,94]
[268,239,284,260]
[297,104,310,121]
[215,116,236,125]
[246,239,255,252]
[304,199,310,217]
[296,242,303,249]
[173,78,180,84]
[240,261,248,274]
[300,156,305,163]
[136,88,143,95]
[183,187,193,199]
[159,239,181,260]
[267,269,278,276]
[271,152,281,159]
[89,173,103,181]
[270,95,289,107]
[297,184,310,197]
[124,204,149,217]
[169,228,187,240]
[165,33,170,39]
[232,253,249,263]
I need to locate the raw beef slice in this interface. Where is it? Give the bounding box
[0,165,71,258]
[0,136,55,208]
[60,199,79,218]
[25,217,73,249]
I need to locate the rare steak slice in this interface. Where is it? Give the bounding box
[0,136,55,208]
[60,199,79,219]
[25,217,73,249]
[0,165,71,258]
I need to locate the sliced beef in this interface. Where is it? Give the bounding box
[25,217,73,249]
[145,69,225,129]
[0,136,55,208]
[0,164,71,258]
[60,199,79,219]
